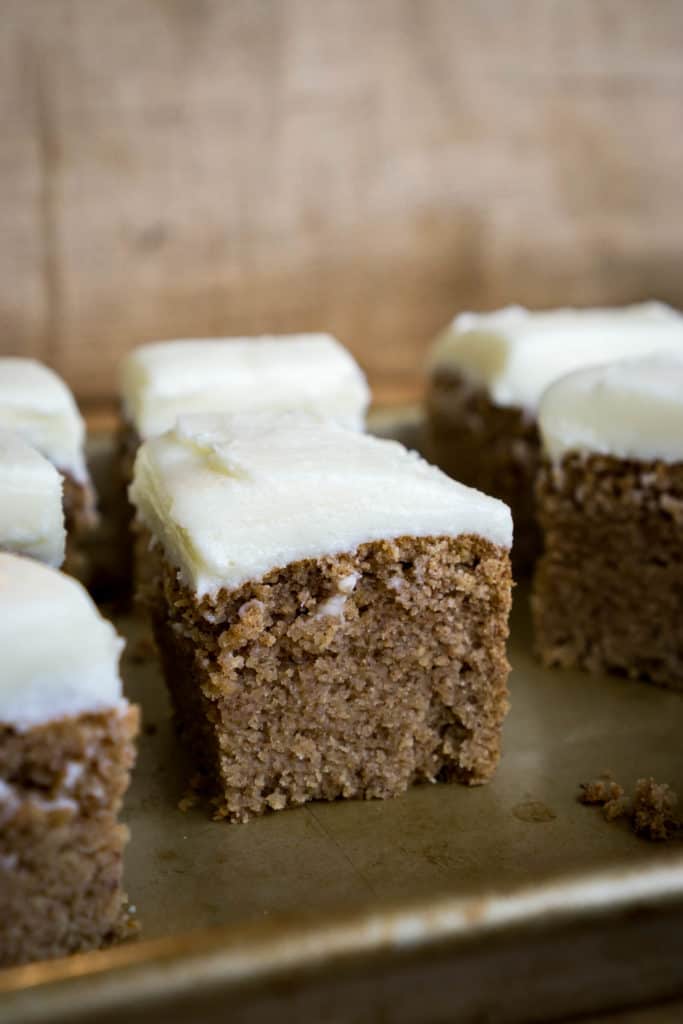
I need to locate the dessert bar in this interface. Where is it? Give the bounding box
[532,356,683,690]
[0,358,97,582]
[130,413,512,822]
[0,554,138,965]
[426,303,683,573]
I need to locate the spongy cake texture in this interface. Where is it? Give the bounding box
[533,454,683,690]
[147,533,512,822]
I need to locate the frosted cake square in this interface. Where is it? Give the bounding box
[532,356,683,690]
[130,413,512,823]
[425,303,683,574]
[0,554,138,966]
[0,358,97,583]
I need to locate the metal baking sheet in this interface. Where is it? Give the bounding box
[1,413,682,1023]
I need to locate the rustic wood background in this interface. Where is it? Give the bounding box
[1,0,682,406]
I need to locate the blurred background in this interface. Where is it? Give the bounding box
[1,0,681,408]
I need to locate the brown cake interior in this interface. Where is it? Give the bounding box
[0,705,139,967]
[532,453,683,690]
[113,421,143,590]
[145,533,512,823]
[61,471,99,584]
[425,367,540,575]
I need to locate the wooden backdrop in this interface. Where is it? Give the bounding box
[1,0,682,406]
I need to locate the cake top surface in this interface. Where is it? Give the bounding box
[0,357,87,481]
[0,431,66,567]
[121,334,370,439]
[0,553,125,729]
[429,302,683,412]
[539,355,683,464]
[130,412,512,596]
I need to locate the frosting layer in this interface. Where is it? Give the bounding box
[121,334,370,439]
[539,355,683,464]
[0,431,65,567]
[130,412,512,596]
[429,303,683,413]
[0,553,125,730]
[0,358,88,482]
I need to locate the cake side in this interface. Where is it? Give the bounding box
[62,471,100,586]
[148,533,512,823]
[425,367,540,574]
[532,453,683,690]
[109,420,144,595]
[0,706,139,966]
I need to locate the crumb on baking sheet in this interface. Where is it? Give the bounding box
[178,773,204,813]
[578,771,624,806]
[579,773,681,841]
[116,903,142,942]
[632,777,679,841]
[602,795,631,822]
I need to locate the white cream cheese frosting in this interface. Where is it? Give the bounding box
[121,334,371,440]
[0,358,88,482]
[129,412,512,596]
[0,431,66,567]
[429,302,683,413]
[539,355,683,464]
[0,553,126,730]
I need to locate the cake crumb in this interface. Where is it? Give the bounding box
[177,773,204,813]
[602,795,631,822]
[579,773,680,841]
[115,907,141,941]
[265,790,287,811]
[632,777,679,841]
[579,772,624,806]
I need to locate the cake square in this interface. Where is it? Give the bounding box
[0,554,138,966]
[0,358,97,583]
[532,356,683,690]
[0,430,65,566]
[426,303,683,574]
[130,413,512,822]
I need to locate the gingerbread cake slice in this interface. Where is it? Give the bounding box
[532,355,683,690]
[0,358,97,583]
[130,412,512,823]
[0,553,139,967]
[425,302,683,574]
[0,430,66,566]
